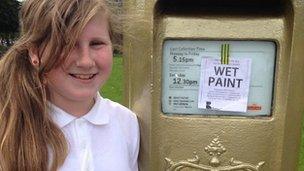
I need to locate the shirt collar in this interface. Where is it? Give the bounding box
[49,93,110,128]
[83,93,109,125]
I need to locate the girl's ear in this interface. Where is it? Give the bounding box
[28,48,40,66]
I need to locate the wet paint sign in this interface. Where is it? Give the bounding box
[198,57,252,112]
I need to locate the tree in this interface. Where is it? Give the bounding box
[0,0,21,46]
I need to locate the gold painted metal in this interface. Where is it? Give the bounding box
[165,137,265,171]
[123,0,304,170]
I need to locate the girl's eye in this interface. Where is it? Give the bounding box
[90,41,104,46]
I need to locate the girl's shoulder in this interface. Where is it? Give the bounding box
[99,97,138,124]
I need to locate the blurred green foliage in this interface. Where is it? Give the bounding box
[100,54,123,103]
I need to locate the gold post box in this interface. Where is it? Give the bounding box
[123,0,304,170]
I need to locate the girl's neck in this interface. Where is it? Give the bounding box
[50,97,95,117]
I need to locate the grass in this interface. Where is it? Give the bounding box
[100,54,123,103]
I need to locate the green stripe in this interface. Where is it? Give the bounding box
[227,44,230,64]
[221,44,230,64]
[221,44,224,64]
[224,44,227,64]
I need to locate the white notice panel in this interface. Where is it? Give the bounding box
[161,40,276,116]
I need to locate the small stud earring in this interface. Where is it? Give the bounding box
[32,60,39,65]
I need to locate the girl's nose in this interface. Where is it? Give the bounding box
[76,47,95,68]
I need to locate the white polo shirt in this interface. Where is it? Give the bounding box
[50,93,139,171]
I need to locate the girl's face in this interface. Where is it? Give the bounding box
[45,13,113,114]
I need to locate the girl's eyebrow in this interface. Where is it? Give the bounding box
[91,37,111,43]
[88,35,110,41]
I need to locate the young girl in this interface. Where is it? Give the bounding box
[0,0,139,170]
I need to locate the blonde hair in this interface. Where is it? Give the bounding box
[0,0,118,170]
